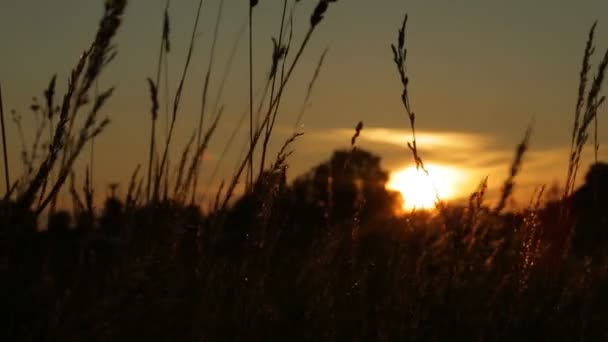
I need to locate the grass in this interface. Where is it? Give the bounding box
[2,0,608,340]
[0,83,9,194]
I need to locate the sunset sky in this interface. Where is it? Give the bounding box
[1,0,607,208]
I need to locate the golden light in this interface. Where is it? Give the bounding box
[387,163,463,211]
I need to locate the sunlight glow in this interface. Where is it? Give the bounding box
[387,163,463,211]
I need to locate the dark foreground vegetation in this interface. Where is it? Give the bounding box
[2,0,608,340]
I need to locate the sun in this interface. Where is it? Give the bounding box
[386,164,460,211]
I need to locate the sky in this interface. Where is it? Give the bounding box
[1,0,607,208]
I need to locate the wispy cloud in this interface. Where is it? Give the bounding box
[307,127,492,150]
[289,126,608,205]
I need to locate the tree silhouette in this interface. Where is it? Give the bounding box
[292,148,399,225]
[571,162,608,257]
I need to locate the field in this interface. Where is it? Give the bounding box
[2,0,608,340]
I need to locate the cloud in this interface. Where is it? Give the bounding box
[306,127,492,150]
[294,126,608,205]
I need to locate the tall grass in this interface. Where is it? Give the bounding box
[219,0,338,212]
[0,83,9,195]
[191,0,224,204]
[5,1,608,341]
[391,14,425,172]
[565,22,608,198]
[247,1,258,191]
[260,0,290,175]
[13,0,126,216]
[145,0,171,203]
[494,124,532,214]
[153,0,204,203]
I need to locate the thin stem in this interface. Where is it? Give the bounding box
[206,86,264,195]
[594,98,599,163]
[248,4,254,191]
[210,20,246,119]
[37,116,54,206]
[192,0,224,204]
[261,3,297,173]
[163,43,170,201]
[147,0,170,203]
[89,79,99,201]
[154,0,204,203]
[0,83,9,195]
[221,26,316,211]
[294,47,328,130]
[259,0,288,176]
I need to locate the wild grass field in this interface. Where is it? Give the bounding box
[2,0,608,340]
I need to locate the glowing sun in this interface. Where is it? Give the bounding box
[387,164,461,211]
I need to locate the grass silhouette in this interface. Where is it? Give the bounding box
[2,0,608,340]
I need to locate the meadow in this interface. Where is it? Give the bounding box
[2,0,608,340]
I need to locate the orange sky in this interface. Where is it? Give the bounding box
[1,0,607,208]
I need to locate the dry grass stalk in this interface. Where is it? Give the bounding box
[9,110,29,178]
[594,100,599,163]
[146,77,160,202]
[69,171,85,215]
[259,3,300,174]
[248,0,258,191]
[391,14,424,171]
[252,46,288,175]
[154,0,205,203]
[162,16,171,201]
[0,83,10,195]
[220,0,338,212]
[351,121,363,146]
[181,109,223,203]
[210,66,292,194]
[560,22,608,259]
[28,103,48,170]
[37,89,113,215]
[125,164,141,209]
[17,0,125,214]
[211,179,224,212]
[133,179,143,207]
[16,67,77,210]
[519,185,545,292]
[201,22,247,195]
[80,0,127,96]
[210,20,246,118]
[390,13,446,213]
[272,131,304,171]
[173,133,196,200]
[495,124,532,214]
[205,106,249,195]
[570,23,596,151]
[294,47,328,130]
[258,0,290,174]
[341,121,364,173]
[254,131,303,232]
[59,0,126,167]
[463,176,488,250]
[206,78,284,195]
[192,0,224,204]
[565,22,608,197]
[15,101,49,194]
[468,177,488,214]
[87,80,100,207]
[48,0,127,213]
[146,0,171,203]
[37,76,58,206]
[83,165,94,214]
[260,0,332,172]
